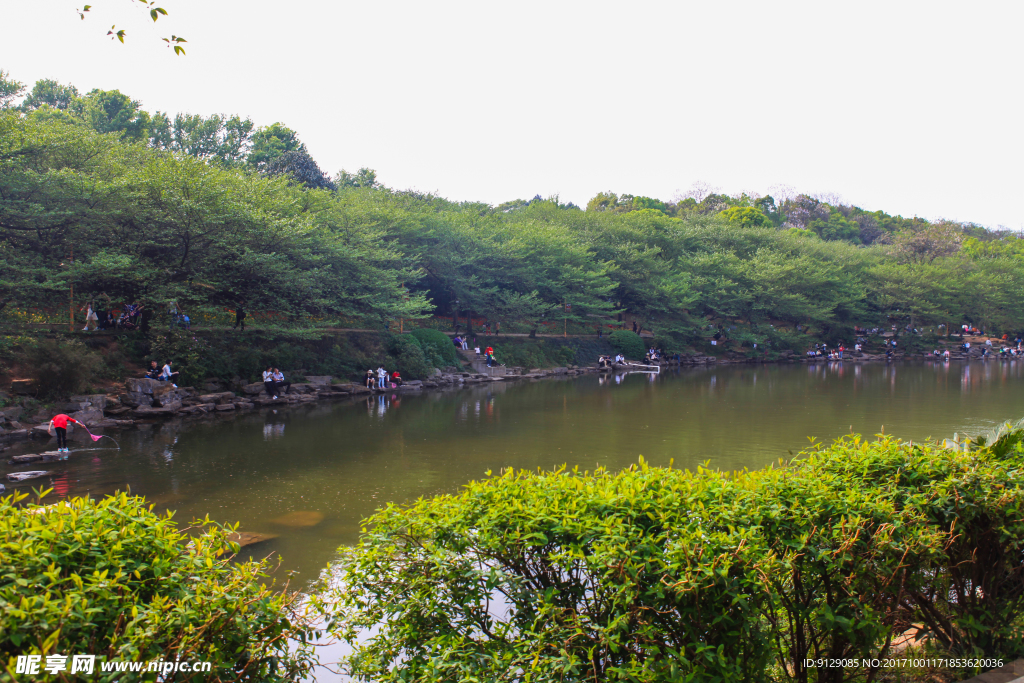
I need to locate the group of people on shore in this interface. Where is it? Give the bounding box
[645,348,663,363]
[145,360,179,386]
[262,367,291,398]
[597,354,626,368]
[81,301,144,331]
[365,366,403,389]
[806,343,848,360]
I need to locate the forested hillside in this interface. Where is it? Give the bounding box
[3,69,1023,353]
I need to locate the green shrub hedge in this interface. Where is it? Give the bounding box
[409,328,461,368]
[608,329,645,360]
[322,430,1024,682]
[0,491,316,682]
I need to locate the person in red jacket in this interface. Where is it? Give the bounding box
[48,413,87,456]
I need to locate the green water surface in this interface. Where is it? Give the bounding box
[7,360,1024,588]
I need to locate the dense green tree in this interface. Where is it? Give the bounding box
[265,150,335,190]
[149,112,255,165]
[248,122,305,169]
[335,167,381,189]
[81,89,151,141]
[20,78,80,111]
[0,69,24,108]
[720,206,772,228]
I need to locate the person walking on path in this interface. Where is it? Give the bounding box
[82,301,99,331]
[272,368,291,395]
[48,413,87,457]
[263,366,277,398]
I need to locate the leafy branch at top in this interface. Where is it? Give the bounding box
[76,0,187,55]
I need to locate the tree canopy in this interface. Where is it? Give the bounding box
[3,68,1023,347]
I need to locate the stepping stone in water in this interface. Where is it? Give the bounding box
[8,451,64,464]
[227,531,280,548]
[270,511,325,527]
[7,470,52,482]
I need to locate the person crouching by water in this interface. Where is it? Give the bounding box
[272,368,291,395]
[391,370,403,387]
[48,413,87,457]
[263,366,277,398]
[365,369,376,389]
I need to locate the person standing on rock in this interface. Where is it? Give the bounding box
[377,366,387,389]
[48,413,87,457]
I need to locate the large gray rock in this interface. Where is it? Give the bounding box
[154,389,190,407]
[11,379,35,394]
[253,396,288,406]
[119,392,153,408]
[132,404,179,418]
[242,382,266,396]
[198,391,235,403]
[304,376,333,385]
[0,406,23,420]
[124,378,165,394]
[70,395,109,410]
[68,409,104,425]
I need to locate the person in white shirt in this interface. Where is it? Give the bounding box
[377,366,387,389]
[272,368,290,395]
[160,361,179,388]
[263,366,276,398]
[474,346,481,358]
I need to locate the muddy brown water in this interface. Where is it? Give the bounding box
[6,360,1024,590]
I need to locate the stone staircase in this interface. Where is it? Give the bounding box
[456,347,507,377]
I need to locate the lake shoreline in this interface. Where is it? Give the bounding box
[0,348,995,451]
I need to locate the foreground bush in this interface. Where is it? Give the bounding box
[0,491,316,682]
[323,460,773,681]
[323,431,1024,682]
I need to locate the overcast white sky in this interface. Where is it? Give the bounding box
[2,1,1022,227]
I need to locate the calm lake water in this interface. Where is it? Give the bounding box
[7,359,1024,588]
